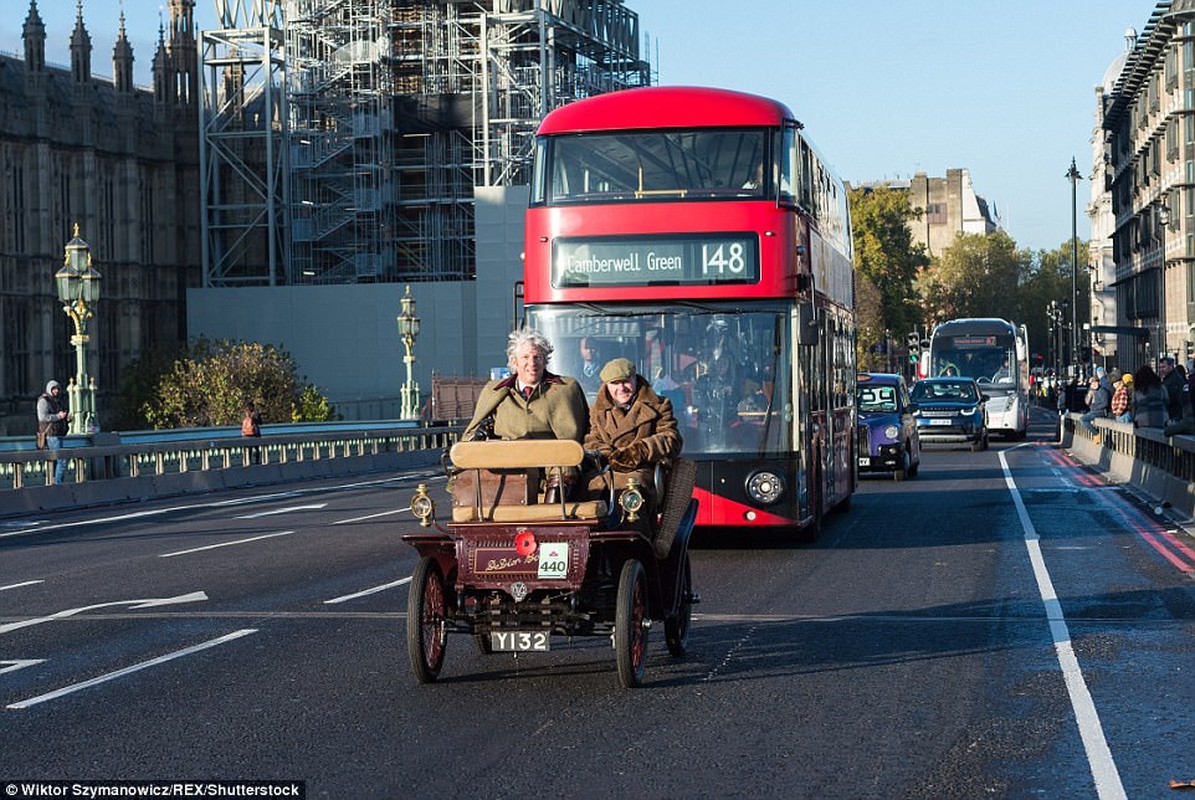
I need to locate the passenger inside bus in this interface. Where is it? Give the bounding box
[577,336,604,395]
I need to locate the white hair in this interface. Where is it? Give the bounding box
[506,328,553,366]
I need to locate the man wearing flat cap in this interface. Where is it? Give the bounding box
[584,358,682,524]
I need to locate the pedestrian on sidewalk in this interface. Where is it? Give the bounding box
[36,380,71,485]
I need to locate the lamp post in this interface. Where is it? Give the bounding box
[396,285,421,420]
[1046,301,1057,374]
[1156,195,1171,361]
[1066,158,1082,378]
[54,225,101,435]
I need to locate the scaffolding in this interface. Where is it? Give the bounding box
[199,0,289,286]
[199,0,652,287]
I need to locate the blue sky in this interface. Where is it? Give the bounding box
[1,0,1160,252]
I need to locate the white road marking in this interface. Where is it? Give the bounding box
[324,577,412,605]
[0,659,45,676]
[0,592,209,635]
[236,504,327,519]
[159,531,295,558]
[0,474,428,538]
[331,507,411,525]
[6,629,257,709]
[0,580,44,592]
[1000,448,1126,800]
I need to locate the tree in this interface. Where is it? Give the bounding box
[850,185,930,360]
[915,231,1030,324]
[1017,240,1090,367]
[855,273,888,371]
[130,339,336,430]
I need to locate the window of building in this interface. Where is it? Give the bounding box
[925,203,946,224]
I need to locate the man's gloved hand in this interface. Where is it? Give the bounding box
[609,441,647,471]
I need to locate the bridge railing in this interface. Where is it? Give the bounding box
[1062,413,1195,517]
[0,421,464,515]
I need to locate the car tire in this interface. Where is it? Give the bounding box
[893,448,910,481]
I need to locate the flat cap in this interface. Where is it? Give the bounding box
[599,357,636,383]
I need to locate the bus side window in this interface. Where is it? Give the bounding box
[780,127,797,202]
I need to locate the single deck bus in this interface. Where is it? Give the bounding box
[926,317,1030,439]
[521,86,856,536]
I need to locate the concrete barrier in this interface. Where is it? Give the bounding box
[0,449,441,518]
[1063,414,1195,519]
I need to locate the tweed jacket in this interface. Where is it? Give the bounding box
[584,379,682,487]
[464,371,588,442]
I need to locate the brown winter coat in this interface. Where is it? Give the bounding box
[464,371,588,443]
[584,379,682,495]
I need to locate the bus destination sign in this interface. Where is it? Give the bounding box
[951,336,998,348]
[553,235,760,288]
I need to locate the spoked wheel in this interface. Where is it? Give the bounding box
[665,551,692,658]
[407,557,447,683]
[614,559,649,688]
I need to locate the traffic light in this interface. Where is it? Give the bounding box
[907,332,920,364]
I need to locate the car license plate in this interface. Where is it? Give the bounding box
[490,631,550,652]
[929,418,953,426]
[858,457,871,466]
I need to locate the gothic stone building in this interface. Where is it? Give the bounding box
[0,0,201,435]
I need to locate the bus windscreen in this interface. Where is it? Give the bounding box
[546,129,770,204]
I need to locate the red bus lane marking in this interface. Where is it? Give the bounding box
[1040,444,1102,487]
[1072,458,1195,574]
[1037,442,1194,575]
[1104,494,1195,574]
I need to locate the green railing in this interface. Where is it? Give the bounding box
[0,422,463,492]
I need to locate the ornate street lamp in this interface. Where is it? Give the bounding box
[396,285,421,420]
[54,224,101,435]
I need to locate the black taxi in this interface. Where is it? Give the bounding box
[856,373,921,481]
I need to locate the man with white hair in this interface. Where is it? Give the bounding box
[464,328,587,443]
[463,328,588,499]
[36,379,71,484]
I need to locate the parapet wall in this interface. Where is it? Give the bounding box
[1062,414,1195,519]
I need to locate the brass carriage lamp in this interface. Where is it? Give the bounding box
[397,285,422,420]
[55,225,102,435]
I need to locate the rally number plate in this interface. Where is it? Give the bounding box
[490,631,550,652]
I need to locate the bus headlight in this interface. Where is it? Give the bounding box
[746,471,784,505]
[411,483,435,527]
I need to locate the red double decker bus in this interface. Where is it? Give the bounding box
[522,86,856,536]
